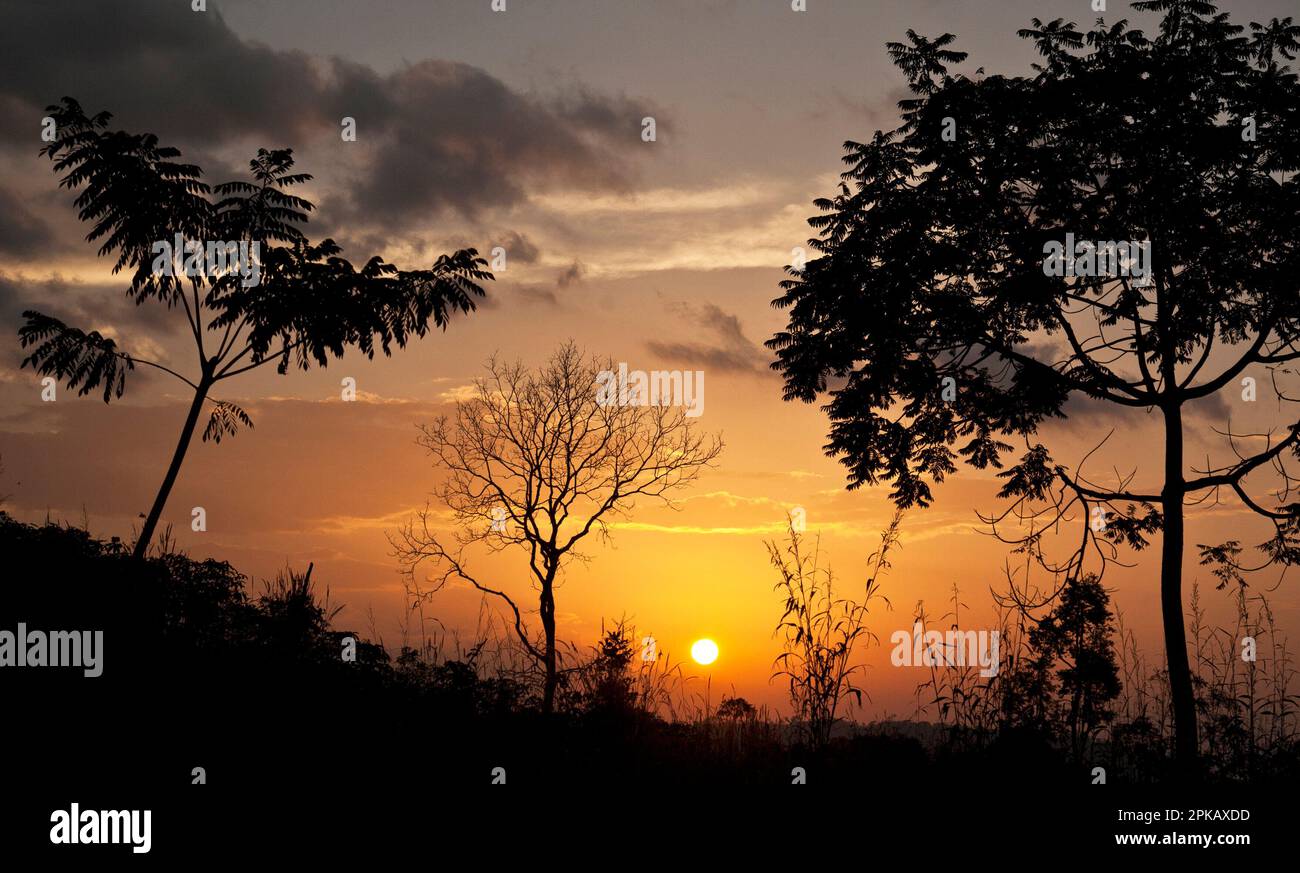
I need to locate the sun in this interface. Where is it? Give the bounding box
[690,638,719,666]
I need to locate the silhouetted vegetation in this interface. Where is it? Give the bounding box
[19,99,492,558]
[5,511,1293,790]
[905,574,1298,786]
[393,342,722,713]
[767,0,1300,770]
[769,512,899,749]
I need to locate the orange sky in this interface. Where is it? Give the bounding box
[2,0,1298,717]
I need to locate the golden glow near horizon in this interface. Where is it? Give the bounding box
[690,638,719,666]
[6,0,1298,724]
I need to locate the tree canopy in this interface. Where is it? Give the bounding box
[768,0,1300,768]
[20,98,493,557]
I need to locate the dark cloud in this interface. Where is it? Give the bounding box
[1058,379,1230,426]
[0,0,657,231]
[647,302,771,374]
[1185,388,1234,423]
[555,260,585,289]
[0,1,351,145]
[0,186,53,257]
[0,273,185,374]
[501,259,586,307]
[512,284,560,307]
[1058,391,1158,429]
[0,275,179,399]
[498,231,540,266]
[343,61,643,226]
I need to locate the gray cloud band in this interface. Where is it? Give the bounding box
[0,0,657,231]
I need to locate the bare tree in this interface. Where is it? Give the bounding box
[392,342,722,713]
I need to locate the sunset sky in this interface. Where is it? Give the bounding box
[2,0,1297,716]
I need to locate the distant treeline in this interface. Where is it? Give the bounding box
[2,513,1295,793]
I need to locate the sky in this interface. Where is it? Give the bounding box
[1,0,1298,716]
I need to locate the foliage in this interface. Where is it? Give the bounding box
[767,0,1300,767]
[769,511,899,749]
[18,98,492,557]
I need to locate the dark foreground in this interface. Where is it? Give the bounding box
[0,514,1289,857]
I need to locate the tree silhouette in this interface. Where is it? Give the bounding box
[716,696,757,721]
[19,98,492,558]
[1027,574,1121,762]
[393,343,722,713]
[768,2,1300,770]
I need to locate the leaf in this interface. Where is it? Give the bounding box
[18,311,132,402]
[203,400,255,444]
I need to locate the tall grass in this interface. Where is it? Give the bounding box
[768,511,900,749]
[906,571,1299,782]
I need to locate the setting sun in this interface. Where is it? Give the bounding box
[690,638,719,666]
[5,0,1298,852]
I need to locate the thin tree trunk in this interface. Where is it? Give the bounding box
[1161,402,1198,771]
[132,378,211,559]
[540,577,557,714]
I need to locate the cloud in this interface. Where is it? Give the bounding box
[0,272,189,377]
[339,61,651,227]
[0,187,53,257]
[530,183,769,215]
[435,384,479,404]
[0,1,350,145]
[0,0,659,231]
[1057,383,1230,429]
[511,284,560,307]
[0,272,182,336]
[504,259,586,307]
[646,302,771,374]
[555,261,585,289]
[497,231,540,266]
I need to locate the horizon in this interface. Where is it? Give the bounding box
[2,0,1298,723]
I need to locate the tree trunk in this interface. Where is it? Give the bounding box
[132,378,211,559]
[1161,402,1198,772]
[540,576,557,714]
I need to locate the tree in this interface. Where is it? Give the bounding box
[585,624,637,716]
[19,98,492,559]
[1026,574,1121,762]
[393,343,722,713]
[768,3,1300,770]
[716,696,757,721]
